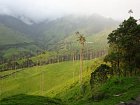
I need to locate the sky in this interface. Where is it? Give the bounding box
[0,0,140,22]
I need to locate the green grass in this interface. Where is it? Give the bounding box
[90,76,140,105]
[0,69,18,77]
[0,59,102,99]
[56,75,140,105]
[0,58,140,105]
[0,94,64,105]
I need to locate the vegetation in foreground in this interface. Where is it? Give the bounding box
[1,74,140,105]
[57,76,140,105]
[0,94,64,105]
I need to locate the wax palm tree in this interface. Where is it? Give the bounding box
[76,32,86,94]
[128,9,133,16]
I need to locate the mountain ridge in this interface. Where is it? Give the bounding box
[0,14,119,59]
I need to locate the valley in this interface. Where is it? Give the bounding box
[0,13,140,105]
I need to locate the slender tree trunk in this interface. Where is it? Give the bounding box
[117,58,120,77]
[80,44,84,94]
[128,57,132,76]
[73,53,75,64]
[80,47,83,84]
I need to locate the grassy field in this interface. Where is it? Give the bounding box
[0,70,18,77]
[0,58,140,105]
[0,59,102,99]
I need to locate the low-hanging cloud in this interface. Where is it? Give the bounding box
[0,0,140,22]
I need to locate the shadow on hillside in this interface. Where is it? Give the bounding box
[0,94,64,105]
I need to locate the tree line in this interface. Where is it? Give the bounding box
[0,50,107,71]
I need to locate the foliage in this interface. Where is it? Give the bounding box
[90,64,110,86]
[105,16,140,76]
[0,94,64,105]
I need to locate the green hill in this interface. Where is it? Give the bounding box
[0,59,97,99]
[0,58,140,105]
[0,24,32,45]
[0,14,119,49]
[57,75,140,105]
[36,15,119,49]
[57,28,113,52]
[0,23,42,60]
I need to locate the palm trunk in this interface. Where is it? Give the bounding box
[80,44,84,94]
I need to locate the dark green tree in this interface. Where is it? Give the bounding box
[106,16,140,76]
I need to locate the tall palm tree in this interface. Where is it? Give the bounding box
[128,9,133,16]
[76,32,86,92]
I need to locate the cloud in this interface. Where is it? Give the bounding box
[0,0,140,22]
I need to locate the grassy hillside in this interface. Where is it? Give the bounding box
[0,58,140,105]
[0,24,32,45]
[53,28,112,55]
[0,59,101,99]
[0,23,42,59]
[57,76,140,105]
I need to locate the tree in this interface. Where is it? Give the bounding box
[128,9,133,16]
[106,16,140,76]
[76,31,86,94]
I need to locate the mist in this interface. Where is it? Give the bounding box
[0,0,140,22]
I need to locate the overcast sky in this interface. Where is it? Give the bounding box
[0,0,140,22]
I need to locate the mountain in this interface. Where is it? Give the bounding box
[0,14,119,60]
[0,24,32,45]
[35,15,119,47]
[0,15,33,35]
[0,15,41,59]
